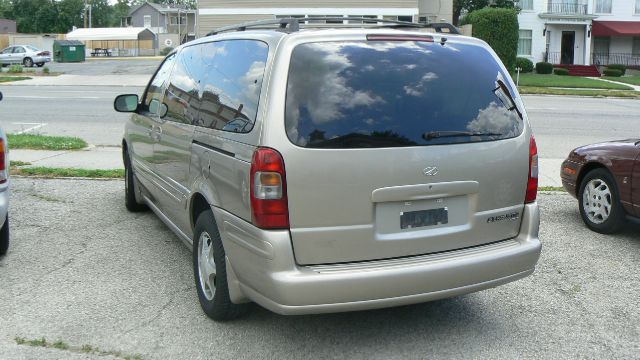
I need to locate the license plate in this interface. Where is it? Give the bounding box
[400,208,448,229]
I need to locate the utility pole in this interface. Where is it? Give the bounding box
[83,0,87,28]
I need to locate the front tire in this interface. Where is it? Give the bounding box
[193,210,249,321]
[578,168,625,234]
[23,58,33,67]
[124,151,147,212]
[0,215,9,256]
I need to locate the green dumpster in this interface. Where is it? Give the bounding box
[53,40,86,63]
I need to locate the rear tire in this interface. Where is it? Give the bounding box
[193,210,249,321]
[0,215,9,256]
[578,168,625,234]
[36,63,44,67]
[124,151,147,212]
[23,58,33,67]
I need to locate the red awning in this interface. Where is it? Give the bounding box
[592,21,640,36]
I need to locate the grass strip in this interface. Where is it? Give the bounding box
[10,166,124,178]
[514,74,631,89]
[7,134,87,150]
[539,186,566,192]
[0,76,31,83]
[518,86,640,98]
[9,160,31,167]
[603,76,640,86]
[15,337,143,360]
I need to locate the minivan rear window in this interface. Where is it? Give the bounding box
[285,41,524,148]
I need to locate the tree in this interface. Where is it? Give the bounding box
[56,0,84,32]
[89,0,113,27]
[111,0,130,27]
[453,0,518,26]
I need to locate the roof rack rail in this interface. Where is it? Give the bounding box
[206,17,460,36]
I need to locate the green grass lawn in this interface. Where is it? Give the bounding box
[603,76,640,85]
[10,167,124,178]
[519,86,640,98]
[7,134,87,150]
[0,76,31,83]
[514,73,632,90]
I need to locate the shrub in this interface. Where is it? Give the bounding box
[8,64,23,73]
[553,68,569,76]
[43,66,50,74]
[160,47,174,56]
[465,8,519,71]
[536,62,553,74]
[607,64,626,75]
[603,69,622,77]
[515,57,534,73]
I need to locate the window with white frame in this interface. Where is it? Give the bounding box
[519,0,533,10]
[593,36,610,54]
[517,29,532,56]
[594,0,612,13]
[143,15,151,28]
[635,0,640,14]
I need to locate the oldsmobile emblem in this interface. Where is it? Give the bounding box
[423,167,439,176]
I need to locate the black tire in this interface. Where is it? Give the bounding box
[0,215,9,256]
[36,63,44,67]
[578,168,625,234]
[23,58,33,67]
[124,151,147,212]
[193,210,249,321]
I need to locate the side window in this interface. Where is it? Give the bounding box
[164,46,199,124]
[12,47,25,54]
[143,53,176,114]
[1,47,13,54]
[196,40,268,133]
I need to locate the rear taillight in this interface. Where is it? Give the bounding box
[37,51,50,56]
[250,147,289,229]
[0,139,7,184]
[525,136,538,203]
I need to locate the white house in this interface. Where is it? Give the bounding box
[517,0,640,67]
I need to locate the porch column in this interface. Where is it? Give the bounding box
[584,23,592,65]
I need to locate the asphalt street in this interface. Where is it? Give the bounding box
[0,178,638,359]
[0,85,144,146]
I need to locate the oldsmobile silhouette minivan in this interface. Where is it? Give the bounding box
[115,18,541,320]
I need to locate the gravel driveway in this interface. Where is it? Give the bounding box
[0,178,638,359]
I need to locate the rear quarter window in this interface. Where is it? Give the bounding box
[285,40,524,148]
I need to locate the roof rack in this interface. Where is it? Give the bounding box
[206,17,460,36]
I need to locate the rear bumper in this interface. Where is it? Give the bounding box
[0,186,8,227]
[215,203,541,315]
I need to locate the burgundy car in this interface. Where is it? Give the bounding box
[561,139,640,233]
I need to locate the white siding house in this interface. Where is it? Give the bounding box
[517,0,640,66]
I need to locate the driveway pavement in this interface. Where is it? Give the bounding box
[0,178,638,359]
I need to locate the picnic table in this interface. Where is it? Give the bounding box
[91,48,112,57]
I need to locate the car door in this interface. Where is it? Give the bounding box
[0,47,14,64]
[12,46,25,64]
[151,46,198,232]
[127,52,176,194]
[633,148,640,216]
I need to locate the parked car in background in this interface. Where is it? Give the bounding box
[0,45,51,67]
[561,140,640,233]
[116,18,542,321]
[0,91,9,256]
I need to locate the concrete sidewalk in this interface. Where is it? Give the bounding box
[9,146,564,187]
[11,146,123,169]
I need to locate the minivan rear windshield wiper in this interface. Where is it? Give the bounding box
[422,131,503,141]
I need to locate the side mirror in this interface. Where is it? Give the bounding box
[114,94,139,112]
[0,91,3,102]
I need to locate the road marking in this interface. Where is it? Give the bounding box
[12,122,48,134]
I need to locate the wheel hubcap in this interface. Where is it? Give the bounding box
[198,231,216,300]
[583,178,612,224]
